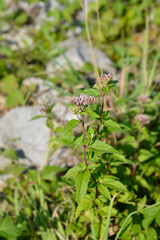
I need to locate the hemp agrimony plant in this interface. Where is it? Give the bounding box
[61,73,128,238]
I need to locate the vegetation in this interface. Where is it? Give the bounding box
[0,0,160,239]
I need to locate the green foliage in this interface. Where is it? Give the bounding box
[61,119,80,137]
[0,148,18,160]
[142,206,160,229]
[103,176,128,192]
[76,170,90,203]
[98,184,111,200]
[90,140,118,154]
[75,196,93,220]
[0,217,21,239]
[1,0,160,239]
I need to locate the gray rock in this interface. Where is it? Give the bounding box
[0,102,77,167]
[46,38,116,77]
[22,77,77,121]
[0,107,50,166]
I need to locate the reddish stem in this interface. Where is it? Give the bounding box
[81,115,98,198]
[131,124,143,176]
[97,91,105,135]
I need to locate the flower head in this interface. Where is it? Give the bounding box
[94,73,112,90]
[137,94,148,103]
[99,73,112,83]
[38,100,51,113]
[70,95,95,114]
[135,114,150,125]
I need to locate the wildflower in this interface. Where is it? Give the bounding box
[135,114,150,125]
[38,100,51,113]
[137,94,148,103]
[70,95,95,114]
[99,73,112,83]
[94,73,112,90]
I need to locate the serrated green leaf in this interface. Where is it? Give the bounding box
[90,140,118,154]
[59,135,74,145]
[145,228,157,240]
[76,170,90,203]
[103,119,121,130]
[131,224,141,235]
[75,196,93,219]
[61,119,80,137]
[156,211,160,226]
[112,153,128,162]
[98,184,111,200]
[142,205,160,229]
[74,135,83,146]
[0,217,21,239]
[75,88,99,96]
[136,233,145,240]
[103,177,128,192]
[86,109,100,119]
[64,166,84,179]
[138,149,153,163]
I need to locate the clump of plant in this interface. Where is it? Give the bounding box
[54,73,130,239]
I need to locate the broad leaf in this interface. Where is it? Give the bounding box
[103,177,128,192]
[90,140,118,154]
[136,233,145,240]
[0,217,21,239]
[75,88,99,96]
[145,228,157,240]
[75,196,93,219]
[111,153,128,162]
[59,135,74,145]
[86,109,100,119]
[76,170,90,203]
[64,166,85,179]
[98,184,111,200]
[142,205,160,229]
[103,119,121,130]
[61,119,80,137]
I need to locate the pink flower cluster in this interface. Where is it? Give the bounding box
[135,114,150,125]
[99,73,112,82]
[70,95,95,113]
[38,101,50,113]
[137,94,148,103]
[94,73,112,90]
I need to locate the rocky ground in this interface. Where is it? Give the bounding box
[0,0,117,171]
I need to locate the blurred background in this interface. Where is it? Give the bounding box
[0,1,160,239]
[0,0,160,175]
[0,0,160,172]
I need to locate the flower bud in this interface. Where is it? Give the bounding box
[135,114,150,125]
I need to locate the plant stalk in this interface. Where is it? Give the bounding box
[131,124,142,176]
[97,91,105,135]
[81,115,98,198]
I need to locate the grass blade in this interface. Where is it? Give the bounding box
[103,192,119,240]
[115,201,160,240]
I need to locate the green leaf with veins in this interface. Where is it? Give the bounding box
[76,170,91,203]
[90,140,118,154]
